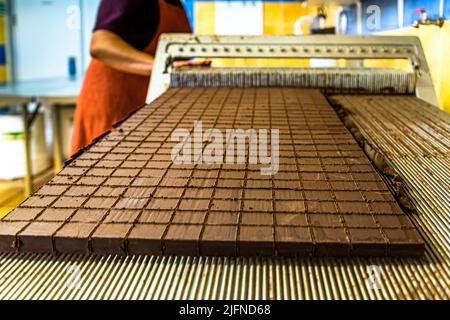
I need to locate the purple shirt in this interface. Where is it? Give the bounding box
[94,0,184,51]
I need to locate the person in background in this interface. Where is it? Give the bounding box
[71,0,203,154]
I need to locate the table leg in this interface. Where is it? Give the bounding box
[51,104,64,174]
[21,103,33,196]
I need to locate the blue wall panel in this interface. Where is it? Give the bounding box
[0,45,6,65]
[12,0,82,81]
[343,0,446,35]
[403,0,441,27]
[182,0,195,30]
[444,0,450,19]
[344,4,359,35]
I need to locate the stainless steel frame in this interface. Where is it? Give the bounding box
[147,34,438,106]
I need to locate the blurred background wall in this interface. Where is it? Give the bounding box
[342,0,450,113]
[0,0,447,111]
[0,0,8,84]
[187,0,450,112]
[4,0,100,81]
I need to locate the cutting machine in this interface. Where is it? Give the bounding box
[0,34,448,300]
[147,34,437,104]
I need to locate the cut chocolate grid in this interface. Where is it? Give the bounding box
[0,88,424,257]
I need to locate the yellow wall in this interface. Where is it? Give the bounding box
[379,25,450,113]
[193,2,340,34]
[194,2,215,34]
[262,2,312,67]
[193,2,448,112]
[193,2,340,68]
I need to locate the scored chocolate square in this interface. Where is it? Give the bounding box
[3,208,43,221]
[164,224,203,256]
[200,225,237,256]
[348,228,388,256]
[18,222,64,253]
[0,222,28,252]
[54,223,97,254]
[238,226,275,256]
[313,227,350,256]
[275,227,313,256]
[0,88,424,257]
[91,224,132,255]
[128,224,166,256]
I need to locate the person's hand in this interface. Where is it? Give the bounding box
[173,60,211,69]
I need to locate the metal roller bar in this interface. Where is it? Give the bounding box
[170,67,417,95]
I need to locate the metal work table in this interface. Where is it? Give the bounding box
[0,77,82,196]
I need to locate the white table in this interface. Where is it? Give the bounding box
[0,77,83,195]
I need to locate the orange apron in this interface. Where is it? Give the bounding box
[71,0,191,154]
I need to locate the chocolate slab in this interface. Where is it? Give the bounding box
[309,214,343,227]
[343,214,378,228]
[114,198,148,209]
[0,88,424,257]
